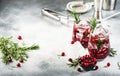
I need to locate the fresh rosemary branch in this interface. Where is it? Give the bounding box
[19,44,39,51]
[89,18,97,33]
[0,36,39,64]
[67,58,79,67]
[70,10,80,24]
[97,39,103,50]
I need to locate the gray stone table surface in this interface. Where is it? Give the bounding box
[0,0,120,76]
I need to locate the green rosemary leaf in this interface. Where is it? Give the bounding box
[89,18,97,33]
[19,44,39,51]
[109,48,117,57]
[0,36,39,64]
[70,10,80,24]
[67,58,79,67]
[97,39,103,50]
[2,54,9,64]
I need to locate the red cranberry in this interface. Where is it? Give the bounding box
[19,60,24,63]
[93,58,97,62]
[73,27,78,34]
[80,37,89,48]
[71,41,75,44]
[17,36,22,40]
[107,62,110,67]
[84,63,89,67]
[61,52,65,56]
[91,35,99,43]
[77,68,82,72]
[94,66,99,70]
[8,56,12,62]
[103,39,109,43]
[16,63,21,67]
[68,58,73,62]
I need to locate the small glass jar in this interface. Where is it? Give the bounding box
[71,20,91,48]
[88,24,110,59]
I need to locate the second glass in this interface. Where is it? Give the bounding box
[88,24,110,59]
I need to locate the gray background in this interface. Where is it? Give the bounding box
[0,0,120,76]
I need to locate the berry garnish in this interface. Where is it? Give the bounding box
[107,62,110,67]
[80,37,89,48]
[104,62,111,68]
[16,63,21,67]
[79,55,97,71]
[61,52,65,56]
[19,60,24,63]
[17,36,22,40]
[8,56,12,62]
[93,66,99,70]
[68,58,73,62]
[71,41,75,44]
[77,68,83,72]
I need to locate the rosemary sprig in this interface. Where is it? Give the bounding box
[89,18,97,33]
[109,48,117,57]
[0,36,39,64]
[82,30,89,39]
[96,39,103,50]
[67,58,79,67]
[70,10,80,24]
[117,62,120,69]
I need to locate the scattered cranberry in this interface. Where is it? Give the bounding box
[8,56,12,62]
[17,36,22,40]
[71,41,75,44]
[68,58,73,62]
[61,52,65,56]
[16,63,21,67]
[107,62,111,67]
[19,60,24,63]
[94,66,99,70]
[77,68,82,72]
